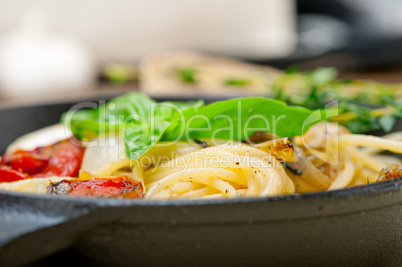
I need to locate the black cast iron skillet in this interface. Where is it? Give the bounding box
[0,94,401,267]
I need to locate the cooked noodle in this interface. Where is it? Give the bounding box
[78,123,402,198]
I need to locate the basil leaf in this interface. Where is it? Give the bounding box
[163,97,326,141]
[123,99,203,159]
[63,93,156,139]
[62,92,204,159]
[64,93,329,160]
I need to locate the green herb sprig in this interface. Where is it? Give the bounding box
[174,67,198,84]
[273,67,402,133]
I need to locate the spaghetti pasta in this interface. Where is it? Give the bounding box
[2,122,402,198]
[2,121,402,199]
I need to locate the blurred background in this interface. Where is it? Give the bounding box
[0,0,402,103]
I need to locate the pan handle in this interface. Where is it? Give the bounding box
[0,192,97,264]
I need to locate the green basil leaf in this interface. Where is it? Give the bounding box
[123,99,203,159]
[63,93,328,160]
[163,97,327,141]
[62,92,204,159]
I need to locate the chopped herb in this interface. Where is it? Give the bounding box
[309,67,338,86]
[224,79,251,86]
[193,139,209,148]
[273,67,402,134]
[174,67,198,84]
[284,65,301,74]
[282,162,302,175]
[103,63,137,84]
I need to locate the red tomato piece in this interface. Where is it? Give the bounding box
[34,140,85,177]
[47,177,143,198]
[1,139,85,179]
[0,166,26,183]
[2,150,48,175]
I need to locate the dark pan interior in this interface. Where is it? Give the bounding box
[0,102,74,154]
[0,94,402,266]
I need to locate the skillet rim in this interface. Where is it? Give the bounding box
[0,176,402,207]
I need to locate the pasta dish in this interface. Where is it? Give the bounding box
[0,93,401,200]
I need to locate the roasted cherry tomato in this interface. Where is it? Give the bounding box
[2,150,48,175]
[47,176,143,198]
[0,139,85,180]
[34,140,85,177]
[0,166,26,182]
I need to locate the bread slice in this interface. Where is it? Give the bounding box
[139,51,281,96]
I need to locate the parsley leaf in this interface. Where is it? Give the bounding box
[174,67,198,84]
[224,79,251,86]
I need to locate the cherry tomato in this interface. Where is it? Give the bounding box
[2,150,48,175]
[1,139,85,179]
[34,140,85,177]
[47,177,143,198]
[0,166,26,183]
